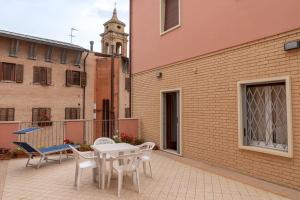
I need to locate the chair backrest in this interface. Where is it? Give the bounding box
[137,142,155,157]
[68,145,81,161]
[94,137,115,145]
[13,142,40,154]
[113,151,142,170]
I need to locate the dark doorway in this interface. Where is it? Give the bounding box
[162,91,180,153]
[102,99,110,137]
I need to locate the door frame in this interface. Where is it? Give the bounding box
[160,88,182,156]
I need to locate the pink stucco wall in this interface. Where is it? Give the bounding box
[65,121,84,144]
[131,0,300,74]
[0,122,19,149]
[119,118,139,139]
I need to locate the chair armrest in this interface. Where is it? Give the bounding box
[79,151,96,159]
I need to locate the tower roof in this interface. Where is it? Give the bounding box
[104,8,126,26]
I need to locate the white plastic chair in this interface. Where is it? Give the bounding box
[94,137,115,145]
[107,152,142,197]
[137,142,155,177]
[69,145,97,190]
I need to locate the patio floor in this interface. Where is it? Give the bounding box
[0,152,291,200]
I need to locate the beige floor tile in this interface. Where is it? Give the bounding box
[0,153,291,200]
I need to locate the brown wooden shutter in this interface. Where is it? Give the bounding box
[125,77,130,91]
[46,108,51,121]
[80,72,87,87]
[0,62,2,81]
[15,64,24,83]
[33,66,40,83]
[0,109,6,121]
[7,108,14,121]
[66,70,72,86]
[76,108,80,119]
[46,68,52,85]
[32,108,39,122]
[65,108,70,119]
[164,0,179,31]
[40,67,47,85]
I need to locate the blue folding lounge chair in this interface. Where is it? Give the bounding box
[13,142,79,169]
[13,127,79,169]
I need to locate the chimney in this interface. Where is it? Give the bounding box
[89,41,94,52]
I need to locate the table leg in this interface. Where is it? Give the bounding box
[97,152,102,189]
[101,153,107,190]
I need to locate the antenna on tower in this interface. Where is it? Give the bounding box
[114,0,117,9]
[68,27,78,43]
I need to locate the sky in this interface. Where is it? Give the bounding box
[0,0,129,52]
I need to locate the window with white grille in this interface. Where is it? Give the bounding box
[238,77,292,157]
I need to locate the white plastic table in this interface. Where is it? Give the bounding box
[91,143,139,190]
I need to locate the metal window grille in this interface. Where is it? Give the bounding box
[244,82,288,152]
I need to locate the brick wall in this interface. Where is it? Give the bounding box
[132,29,300,190]
[0,37,95,121]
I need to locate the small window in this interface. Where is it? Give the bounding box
[0,108,15,121]
[117,25,121,29]
[0,62,24,83]
[33,66,52,86]
[238,77,292,157]
[28,43,37,59]
[125,108,130,118]
[66,70,86,87]
[65,108,80,120]
[45,46,53,62]
[32,108,52,126]
[9,39,19,57]
[161,0,180,33]
[74,51,82,66]
[61,49,68,64]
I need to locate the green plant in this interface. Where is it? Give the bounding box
[133,138,144,145]
[112,135,121,143]
[79,144,92,152]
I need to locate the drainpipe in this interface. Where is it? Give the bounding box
[129,0,132,118]
[83,51,89,119]
[110,44,115,138]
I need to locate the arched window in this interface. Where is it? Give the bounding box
[116,42,122,55]
[104,42,109,54]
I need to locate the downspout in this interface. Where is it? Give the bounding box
[83,51,89,119]
[129,0,132,118]
[110,45,115,138]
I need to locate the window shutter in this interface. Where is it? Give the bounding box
[40,67,47,85]
[33,66,40,83]
[80,72,87,87]
[77,108,80,119]
[46,108,51,121]
[164,0,179,31]
[46,68,52,85]
[66,70,72,86]
[125,77,130,91]
[0,109,6,121]
[15,64,24,83]
[0,62,3,81]
[32,108,39,122]
[65,108,70,119]
[7,108,14,121]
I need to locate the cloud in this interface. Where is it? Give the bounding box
[0,0,129,52]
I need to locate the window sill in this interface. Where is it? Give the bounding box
[239,145,292,158]
[28,57,37,60]
[160,24,181,36]
[32,83,52,86]
[0,80,16,83]
[8,54,18,58]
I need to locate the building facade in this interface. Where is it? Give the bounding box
[94,9,130,138]
[131,0,300,190]
[0,30,95,122]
